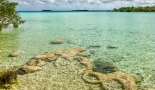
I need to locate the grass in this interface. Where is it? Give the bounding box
[0,70,18,89]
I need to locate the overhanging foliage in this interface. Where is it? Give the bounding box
[0,0,25,31]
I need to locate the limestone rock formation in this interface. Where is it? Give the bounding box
[51,40,65,44]
[33,52,56,61]
[77,51,90,57]
[16,46,139,90]
[82,70,138,90]
[9,52,20,57]
[70,46,86,52]
[75,56,94,70]
[53,47,87,64]
[18,65,42,74]
[59,50,77,61]
[28,59,45,66]
[32,47,87,63]
[55,57,70,67]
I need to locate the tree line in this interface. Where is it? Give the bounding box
[113,6,155,12]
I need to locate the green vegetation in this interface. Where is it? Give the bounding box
[113,6,155,12]
[0,70,18,89]
[0,0,25,31]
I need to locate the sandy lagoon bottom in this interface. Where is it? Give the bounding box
[1,46,154,90]
[15,60,102,90]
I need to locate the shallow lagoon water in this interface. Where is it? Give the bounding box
[0,12,155,89]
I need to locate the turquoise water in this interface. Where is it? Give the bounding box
[0,12,155,87]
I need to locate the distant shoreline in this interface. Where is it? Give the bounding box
[17,10,113,12]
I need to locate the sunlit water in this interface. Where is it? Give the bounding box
[0,12,155,87]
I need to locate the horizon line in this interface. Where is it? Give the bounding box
[17,10,114,12]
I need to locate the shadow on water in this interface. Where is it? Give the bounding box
[93,59,118,74]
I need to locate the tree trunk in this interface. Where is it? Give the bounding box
[0,26,2,31]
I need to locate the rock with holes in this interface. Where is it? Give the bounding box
[55,57,70,67]
[77,52,90,57]
[33,53,56,62]
[82,70,138,90]
[28,59,45,66]
[17,65,42,74]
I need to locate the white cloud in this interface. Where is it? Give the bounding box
[48,0,54,3]
[36,1,46,5]
[8,0,155,11]
[18,1,29,5]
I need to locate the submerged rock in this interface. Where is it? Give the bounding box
[18,65,42,74]
[69,46,86,52]
[82,70,138,90]
[33,53,56,62]
[106,45,118,49]
[0,50,2,53]
[14,46,139,90]
[75,56,95,70]
[9,52,20,57]
[55,57,70,67]
[53,46,87,61]
[51,40,65,44]
[28,59,45,66]
[77,52,90,57]
[88,45,101,48]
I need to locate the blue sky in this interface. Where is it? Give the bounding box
[9,0,155,11]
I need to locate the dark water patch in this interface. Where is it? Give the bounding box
[88,45,101,48]
[93,59,118,74]
[50,40,65,44]
[106,45,118,49]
